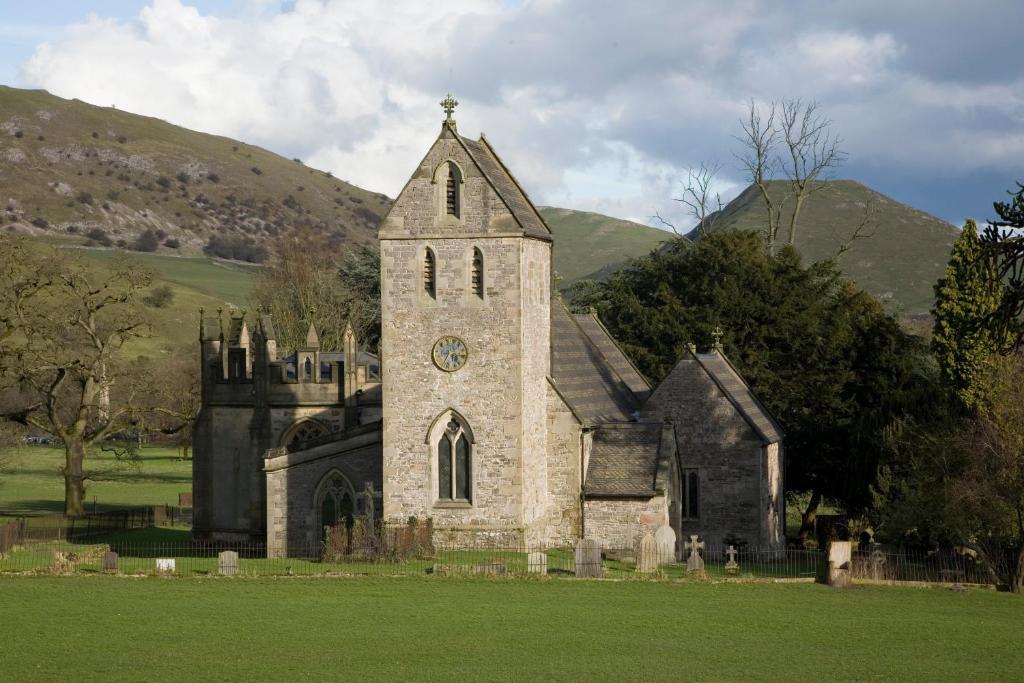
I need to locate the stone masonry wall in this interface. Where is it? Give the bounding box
[644,355,779,549]
[542,383,582,545]
[583,495,669,550]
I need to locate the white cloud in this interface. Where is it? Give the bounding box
[15,0,1024,223]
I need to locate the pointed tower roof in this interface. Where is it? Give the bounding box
[303,320,320,349]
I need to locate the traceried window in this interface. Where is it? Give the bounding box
[317,473,355,531]
[471,247,484,299]
[437,418,471,502]
[284,420,328,451]
[683,468,700,520]
[445,164,460,218]
[423,248,436,298]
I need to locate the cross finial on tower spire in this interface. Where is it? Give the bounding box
[711,326,724,352]
[440,93,458,123]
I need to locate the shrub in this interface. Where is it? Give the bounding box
[85,228,112,246]
[156,176,171,189]
[37,135,44,141]
[250,167,263,175]
[14,130,23,138]
[116,135,127,144]
[30,217,49,229]
[354,206,380,224]
[142,285,175,308]
[116,239,127,248]
[206,172,220,183]
[106,190,120,201]
[163,238,180,249]
[66,225,78,234]
[203,234,267,263]
[133,229,160,252]
[175,172,189,184]
[76,192,94,205]
[91,132,99,139]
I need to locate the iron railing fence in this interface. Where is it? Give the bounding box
[4,506,193,544]
[0,537,996,586]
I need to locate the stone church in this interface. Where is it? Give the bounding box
[192,99,785,557]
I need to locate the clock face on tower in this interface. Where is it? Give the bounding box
[432,335,468,372]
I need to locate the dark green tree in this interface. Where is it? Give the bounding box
[981,181,1024,347]
[931,219,1005,410]
[569,231,939,539]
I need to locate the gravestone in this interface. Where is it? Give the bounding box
[575,538,601,578]
[636,532,658,573]
[528,551,547,575]
[819,540,852,588]
[102,551,118,573]
[218,550,239,576]
[654,525,676,565]
[178,492,193,507]
[155,558,175,574]
[724,545,740,574]
[473,562,507,576]
[684,535,705,572]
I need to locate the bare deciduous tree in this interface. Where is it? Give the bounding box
[654,162,724,239]
[736,98,846,249]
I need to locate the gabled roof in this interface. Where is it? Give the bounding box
[550,302,639,425]
[571,311,652,403]
[227,317,249,346]
[584,422,673,497]
[458,132,552,241]
[691,350,784,444]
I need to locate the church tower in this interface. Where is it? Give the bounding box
[379,96,553,545]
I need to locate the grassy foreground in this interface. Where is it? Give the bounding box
[0,577,1020,681]
[0,446,191,518]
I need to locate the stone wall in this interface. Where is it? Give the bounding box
[583,495,669,550]
[265,428,383,557]
[644,354,783,550]
[542,382,583,545]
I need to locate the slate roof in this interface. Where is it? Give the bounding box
[584,422,670,497]
[460,134,552,242]
[571,312,652,403]
[693,351,784,443]
[550,302,639,425]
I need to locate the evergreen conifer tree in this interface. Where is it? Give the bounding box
[931,219,1005,410]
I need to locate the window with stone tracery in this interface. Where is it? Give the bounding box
[283,420,328,451]
[317,472,355,532]
[437,417,471,502]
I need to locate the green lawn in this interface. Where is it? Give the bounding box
[0,577,1019,681]
[0,445,191,518]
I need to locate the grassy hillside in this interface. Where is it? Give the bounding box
[695,180,959,314]
[540,207,671,285]
[0,86,385,257]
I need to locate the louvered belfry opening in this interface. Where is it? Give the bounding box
[445,165,459,217]
[471,247,484,298]
[423,248,436,298]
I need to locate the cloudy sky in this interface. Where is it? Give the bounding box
[2,0,1021,229]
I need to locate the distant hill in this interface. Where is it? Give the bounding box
[0,86,386,259]
[691,180,959,314]
[539,207,671,285]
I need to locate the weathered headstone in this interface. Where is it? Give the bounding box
[102,551,118,573]
[575,538,601,578]
[473,562,507,576]
[155,558,175,574]
[820,540,852,588]
[218,550,239,576]
[684,534,705,572]
[636,532,658,573]
[724,545,740,574]
[528,551,548,575]
[654,525,676,565]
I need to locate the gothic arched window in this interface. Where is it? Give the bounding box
[303,357,313,381]
[471,247,484,299]
[316,472,355,531]
[437,417,471,501]
[282,419,328,451]
[445,164,461,218]
[423,248,436,298]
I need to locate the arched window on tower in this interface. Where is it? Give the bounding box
[471,247,484,299]
[423,248,436,299]
[446,164,460,218]
[437,417,471,502]
[303,356,313,381]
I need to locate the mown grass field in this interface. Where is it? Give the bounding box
[0,445,191,519]
[0,576,1020,681]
